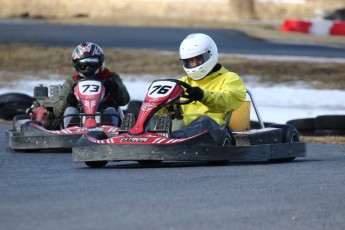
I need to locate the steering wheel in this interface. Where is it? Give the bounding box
[158,79,194,104]
[157,79,193,105]
[175,80,194,105]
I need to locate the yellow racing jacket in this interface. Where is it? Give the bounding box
[178,65,246,127]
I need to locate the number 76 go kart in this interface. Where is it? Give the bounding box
[72,79,306,168]
[6,78,122,152]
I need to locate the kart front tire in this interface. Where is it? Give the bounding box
[85,161,108,168]
[268,124,299,162]
[84,131,108,168]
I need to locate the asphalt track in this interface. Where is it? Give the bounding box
[1,19,345,58]
[1,21,345,230]
[1,123,345,230]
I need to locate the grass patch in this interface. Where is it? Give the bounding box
[301,135,345,145]
[1,44,344,90]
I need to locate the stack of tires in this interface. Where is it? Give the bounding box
[287,115,345,136]
[0,93,33,120]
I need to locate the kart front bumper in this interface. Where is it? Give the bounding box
[6,130,81,150]
[72,142,306,162]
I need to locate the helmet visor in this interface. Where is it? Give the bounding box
[75,57,100,70]
[181,51,211,69]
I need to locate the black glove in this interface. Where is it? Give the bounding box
[103,79,118,98]
[186,86,204,101]
[66,90,78,106]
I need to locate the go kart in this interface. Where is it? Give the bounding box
[6,78,122,151]
[72,79,306,168]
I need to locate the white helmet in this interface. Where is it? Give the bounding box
[179,33,218,80]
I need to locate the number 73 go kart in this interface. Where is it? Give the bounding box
[6,78,122,151]
[72,79,306,168]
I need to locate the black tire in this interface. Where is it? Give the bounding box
[0,93,33,120]
[121,113,136,130]
[85,161,108,168]
[126,100,143,119]
[315,115,345,130]
[0,93,33,106]
[287,118,315,130]
[84,131,108,168]
[269,124,300,143]
[137,160,162,165]
[268,124,299,162]
[286,118,316,135]
[314,129,345,136]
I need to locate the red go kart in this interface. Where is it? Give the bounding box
[72,79,306,168]
[6,78,122,151]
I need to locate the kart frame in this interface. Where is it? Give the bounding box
[72,80,307,166]
[6,79,122,151]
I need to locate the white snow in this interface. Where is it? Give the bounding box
[1,74,344,124]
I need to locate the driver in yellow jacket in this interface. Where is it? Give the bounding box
[161,33,246,144]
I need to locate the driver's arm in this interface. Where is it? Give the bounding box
[52,77,75,118]
[200,73,246,113]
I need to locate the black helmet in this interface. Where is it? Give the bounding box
[72,42,105,78]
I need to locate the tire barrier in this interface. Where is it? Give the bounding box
[287,115,345,136]
[0,93,33,120]
[280,19,345,36]
[315,115,345,136]
[287,118,315,136]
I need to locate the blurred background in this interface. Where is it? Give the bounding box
[0,0,344,24]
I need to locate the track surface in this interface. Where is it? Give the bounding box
[1,19,345,58]
[1,21,345,229]
[1,123,344,230]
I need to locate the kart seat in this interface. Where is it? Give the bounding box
[229,101,251,132]
[171,100,251,133]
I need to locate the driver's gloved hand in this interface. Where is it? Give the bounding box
[103,78,118,98]
[186,86,204,101]
[66,90,78,107]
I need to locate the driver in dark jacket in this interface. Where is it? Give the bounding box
[53,42,130,127]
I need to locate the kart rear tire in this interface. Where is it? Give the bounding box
[85,161,108,168]
[84,131,108,168]
[269,124,300,143]
[268,124,299,162]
